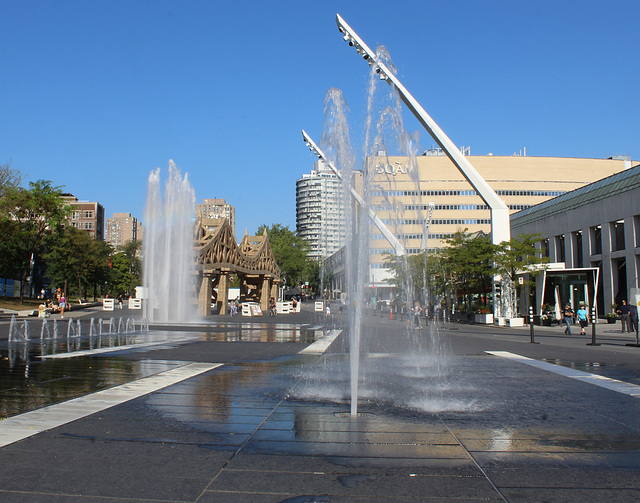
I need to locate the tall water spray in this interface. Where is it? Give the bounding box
[143,161,199,323]
[320,88,361,415]
[312,47,450,416]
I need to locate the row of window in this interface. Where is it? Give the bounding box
[542,216,640,268]
[372,189,566,198]
[71,222,93,230]
[72,210,95,219]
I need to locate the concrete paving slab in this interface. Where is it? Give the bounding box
[2,310,640,501]
[205,469,500,500]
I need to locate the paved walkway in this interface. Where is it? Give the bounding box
[1,305,640,502]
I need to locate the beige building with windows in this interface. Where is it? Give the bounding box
[361,153,632,290]
[62,194,104,240]
[106,212,141,248]
[197,198,235,236]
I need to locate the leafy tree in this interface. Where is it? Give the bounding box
[383,250,446,307]
[107,240,141,297]
[44,226,90,298]
[443,230,495,309]
[0,218,22,279]
[117,240,142,279]
[0,180,69,302]
[256,223,310,287]
[44,226,113,300]
[86,239,113,299]
[0,161,21,199]
[493,232,549,315]
[109,252,139,297]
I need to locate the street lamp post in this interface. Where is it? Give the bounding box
[335,14,512,321]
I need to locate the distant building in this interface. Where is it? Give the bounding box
[136,220,144,244]
[106,212,140,248]
[62,194,104,240]
[197,198,235,235]
[296,160,345,260]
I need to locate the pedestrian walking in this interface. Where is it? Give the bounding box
[576,304,589,335]
[59,293,66,318]
[562,303,574,334]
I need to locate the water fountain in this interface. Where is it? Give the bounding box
[143,161,199,323]
[293,19,484,416]
[40,319,50,339]
[9,315,29,342]
[66,318,78,338]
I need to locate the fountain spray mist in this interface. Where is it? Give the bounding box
[320,88,362,415]
[143,161,198,323]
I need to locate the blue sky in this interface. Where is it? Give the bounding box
[2,0,638,240]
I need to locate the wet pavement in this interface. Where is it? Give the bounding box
[0,306,640,501]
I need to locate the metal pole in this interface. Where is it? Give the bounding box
[587,306,600,346]
[529,305,538,344]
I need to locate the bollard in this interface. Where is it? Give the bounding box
[587,306,600,346]
[529,305,538,344]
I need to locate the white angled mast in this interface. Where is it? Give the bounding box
[302,130,405,256]
[335,14,510,246]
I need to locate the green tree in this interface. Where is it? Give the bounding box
[0,161,21,199]
[0,180,69,301]
[493,232,549,315]
[383,250,446,307]
[86,239,113,299]
[117,240,142,280]
[443,230,495,310]
[108,241,142,297]
[256,224,310,287]
[44,226,114,300]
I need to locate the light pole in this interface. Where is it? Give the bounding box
[335,14,513,320]
[302,130,405,257]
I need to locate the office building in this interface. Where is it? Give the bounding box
[323,153,632,298]
[197,198,235,235]
[62,194,104,240]
[106,212,140,248]
[296,160,346,260]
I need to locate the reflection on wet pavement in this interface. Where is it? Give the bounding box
[0,356,186,419]
[0,323,322,420]
[3,321,640,472]
[133,352,640,467]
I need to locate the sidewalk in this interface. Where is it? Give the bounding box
[1,306,640,502]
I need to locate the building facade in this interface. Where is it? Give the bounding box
[296,160,345,261]
[197,198,235,236]
[365,154,631,289]
[105,212,140,248]
[62,194,105,240]
[323,154,631,299]
[511,163,640,316]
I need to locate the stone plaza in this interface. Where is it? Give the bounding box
[1,304,639,502]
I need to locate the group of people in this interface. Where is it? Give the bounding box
[562,304,590,335]
[562,299,638,335]
[38,288,67,318]
[617,299,638,333]
[410,302,444,328]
